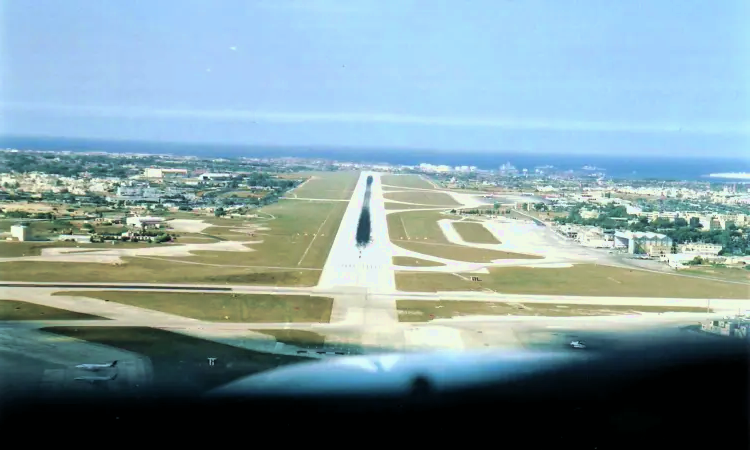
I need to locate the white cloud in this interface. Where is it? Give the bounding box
[3,101,748,135]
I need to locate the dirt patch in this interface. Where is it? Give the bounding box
[167,219,213,233]
[0,240,260,264]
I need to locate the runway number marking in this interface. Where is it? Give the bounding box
[297,206,336,266]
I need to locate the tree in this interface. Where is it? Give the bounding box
[214,207,225,217]
[155,233,171,243]
[690,256,703,265]
[674,217,688,228]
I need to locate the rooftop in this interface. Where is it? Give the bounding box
[614,231,670,240]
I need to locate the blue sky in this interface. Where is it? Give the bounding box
[1,0,748,156]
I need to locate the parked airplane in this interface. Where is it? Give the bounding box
[74,373,118,384]
[75,360,117,371]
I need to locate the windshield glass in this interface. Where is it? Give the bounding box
[0,0,747,398]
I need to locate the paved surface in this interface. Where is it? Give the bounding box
[318,172,396,292]
[0,172,745,391]
[316,172,399,351]
[0,322,152,396]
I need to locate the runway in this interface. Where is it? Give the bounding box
[0,171,744,384]
[317,171,395,292]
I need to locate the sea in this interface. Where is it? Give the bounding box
[1,135,748,182]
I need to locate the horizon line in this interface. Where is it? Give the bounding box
[1,133,748,160]
[4,102,749,136]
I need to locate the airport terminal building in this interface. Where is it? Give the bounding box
[614,231,672,256]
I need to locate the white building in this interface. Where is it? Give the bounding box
[200,173,233,180]
[577,227,613,248]
[10,225,29,242]
[580,209,599,219]
[614,231,672,255]
[144,168,188,178]
[57,234,92,243]
[625,205,642,215]
[418,164,451,173]
[663,253,697,269]
[126,216,165,228]
[116,186,162,202]
[678,243,723,256]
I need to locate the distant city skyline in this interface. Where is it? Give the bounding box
[2,0,748,157]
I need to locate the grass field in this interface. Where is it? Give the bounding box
[681,266,750,283]
[200,216,260,226]
[395,264,750,298]
[0,219,17,232]
[384,202,448,210]
[381,174,435,189]
[171,234,219,244]
[0,241,78,257]
[392,256,445,267]
[396,300,712,322]
[387,210,537,262]
[0,258,321,285]
[219,190,264,199]
[251,330,326,348]
[186,200,347,269]
[0,299,104,320]
[53,291,333,322]
[287,171,360,200]
[383,191,461,206]
[0,201,342,285]
[41,326,310,393]
[163,211,206,219]
[0,196,349,285]
[1,175,348,286]
[394,241,540,263]
[452,222,501,244]
[199,226,259,242]
[387,210,460,243]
